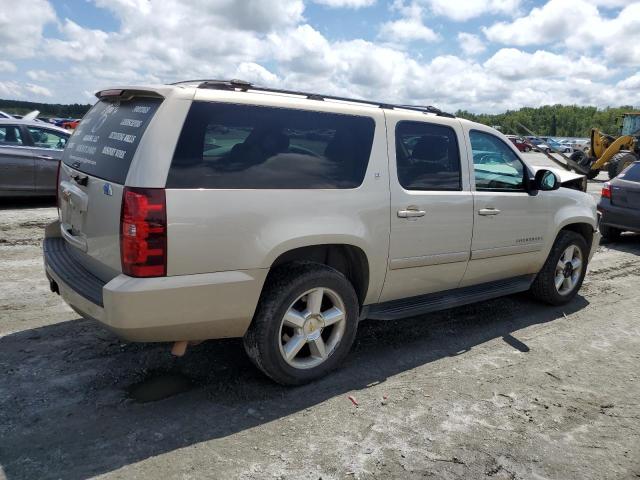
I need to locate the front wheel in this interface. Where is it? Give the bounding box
[530,231,588,305]
[243,262,359,385]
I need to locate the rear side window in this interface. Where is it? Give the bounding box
[0,126,23,145]
[395,121,461,191]
[620,162,640,181]
[167,102,375,189]
[62,97,162,184]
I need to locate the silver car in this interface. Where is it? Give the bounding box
[0,119,70,197]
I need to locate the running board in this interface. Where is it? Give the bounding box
[366,275,535,321]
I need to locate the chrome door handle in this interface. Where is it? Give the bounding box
[478,208,501,216]
[36,155,54,160]
[398,208,426,218]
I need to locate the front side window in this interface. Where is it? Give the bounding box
[0,126,23,146]
[28,127,68,150]
[168,102,376,189]
[470,130,526,191]
[395,121,461,191]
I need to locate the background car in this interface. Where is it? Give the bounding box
[598,161,640,240]
[506,134,532,152]
[527,137,550,152]
[0,119,70,197]
[547,139,572,153]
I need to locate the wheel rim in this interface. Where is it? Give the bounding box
[278,287,347,369]
[554,244,583,295]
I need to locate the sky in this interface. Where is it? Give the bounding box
[0,0,639,113]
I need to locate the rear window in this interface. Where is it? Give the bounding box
[619,162,640,182]
[167,102,375,189]
[62,96,162,184]
[395,121,461,191]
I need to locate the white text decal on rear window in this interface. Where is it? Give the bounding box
[120,118,143,128]
[102,146,127,159]
[108,132,136,143]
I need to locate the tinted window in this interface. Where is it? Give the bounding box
[62,97,162,184]
[619,162,640,182]
[470,130,526,191]
[0,126,24,146]
[395,121,461,191]
[167,102,375,189]
[28,127,68,150]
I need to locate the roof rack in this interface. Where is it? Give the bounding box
[170,79,455,118]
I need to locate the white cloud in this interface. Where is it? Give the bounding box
[0,0,56,58]
[0,0,637,114]
[0,61,17,73]
[379,2,439,43]
[484,48,611,80]
[379,18,439,43]
[0,81,52,99]
[312,0,376,7]
[457,33,486,56]
[484,0,640,66]
[422,0,522,21]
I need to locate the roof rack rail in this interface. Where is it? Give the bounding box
[177,79,455,118]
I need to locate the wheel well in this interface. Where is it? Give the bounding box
[270,245,370,305]
[560,223,593,249]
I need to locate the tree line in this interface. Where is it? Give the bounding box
[0,99,91,118]
[456,104,638,138]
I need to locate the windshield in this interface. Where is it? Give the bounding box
[621,115,640,136]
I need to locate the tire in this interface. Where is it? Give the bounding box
[530,231,588,306]
[525,146,531,152]
[600,224,621,242]
[607,152,637,179]
[243,262,359,385]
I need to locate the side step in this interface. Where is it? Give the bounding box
[367,275,535,321]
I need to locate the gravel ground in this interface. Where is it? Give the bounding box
[1,165,639,480]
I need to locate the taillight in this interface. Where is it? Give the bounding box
[601,182,611,199]
[120,187,167,277]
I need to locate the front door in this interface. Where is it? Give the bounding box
[0,125,34,194]
[461,128,549,287]
[380,114,474,302]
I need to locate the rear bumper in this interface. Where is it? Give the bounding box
[44,224,268,342]
[598,199,640,233]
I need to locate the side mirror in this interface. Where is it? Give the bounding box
[534,169,560,191]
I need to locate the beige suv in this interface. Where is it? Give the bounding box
[44,80,600,384]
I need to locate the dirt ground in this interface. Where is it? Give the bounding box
[1,173,639,479]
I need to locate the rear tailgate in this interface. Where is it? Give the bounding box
[58,91,164,281]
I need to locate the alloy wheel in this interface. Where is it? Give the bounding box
[554,244,583,295]
[278,287,347,369]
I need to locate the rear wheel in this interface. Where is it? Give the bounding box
[600,224,622,242]
[530,231,588,305]
[607,152,637,179]
[243,262,359,385]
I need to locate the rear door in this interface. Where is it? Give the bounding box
[0,125,34,194]
[380,113,473,302]
[58,93,165,280]
[26,126,69,194]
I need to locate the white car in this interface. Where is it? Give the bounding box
[43,80,601,384]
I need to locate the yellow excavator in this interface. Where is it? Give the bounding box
[570,112,640,179]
